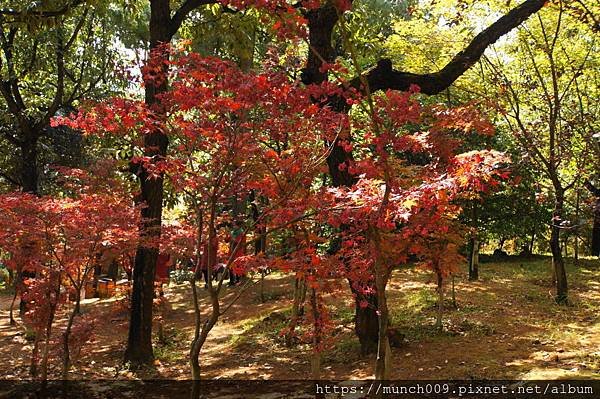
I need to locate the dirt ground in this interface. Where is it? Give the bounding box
[0,257,599,382]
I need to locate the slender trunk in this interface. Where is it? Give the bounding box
[468,237,479,281]
[468,203,479,280]
[374,262,390,381]
[471,236,479,280]
[9,285,17,325]
[584,182,600,257]
[310,287,321,380]
[451,274,456,308]
[30,332,41,377]
[529,230,536,254]
[62,290,81,379]
[190,287,220,399]
[286,277,306,346]
[574,190,580,266]
[40,279,60,383]
[593,198,600,257]
[550,191,568,304]
[189,279,201,381]
[435,272,444,331]
[259,272,265,303]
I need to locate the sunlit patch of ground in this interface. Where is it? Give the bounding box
[0,256,598,380]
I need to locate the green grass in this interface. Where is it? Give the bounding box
[153,327,187,363]
[229,307,293,347]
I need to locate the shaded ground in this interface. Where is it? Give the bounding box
[0,257,599,381]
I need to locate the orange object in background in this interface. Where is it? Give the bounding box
[156,253,171,282]
[85,281,96,299]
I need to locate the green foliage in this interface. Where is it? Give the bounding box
[169,268,194,285]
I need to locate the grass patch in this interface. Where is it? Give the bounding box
[324,334,363,364]
[229,307,292,347]
[154,328,187,363]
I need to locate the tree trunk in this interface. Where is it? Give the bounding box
[550,191,568,304]
[286,277,306,346]
[574,190,580,266]
[469,203,479,280]
[468,236,480,281]
[108,259,119,281]
[63,290,81,378]
[451,274,456,308]
[310,287,321,380]
[373,269,390,381]
[189,282,220,398]
[20,133,39,194]
[124,0,172,366]
[40,278,60,384]
[435,272,444,331]
[302,6,381,353]
[350,283,379,354]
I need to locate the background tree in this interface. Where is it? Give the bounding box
[481,2,598,303]
[0,2,122,194]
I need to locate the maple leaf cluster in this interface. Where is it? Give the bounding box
[51,51,510,351]
[318,88,510,297]
[0,168,139,370]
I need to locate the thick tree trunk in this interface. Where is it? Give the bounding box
[20,134,39,194]
[550,191,568,304]
[303,5,380,354]
[17,133,40,316]
[124,0,172,366]
[350,283,379,354]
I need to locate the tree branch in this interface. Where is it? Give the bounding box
[348,0,548,97]
[169,0,219,38]
[0,169,20,187]
[0,0,86,19]
[585,181,600,197]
